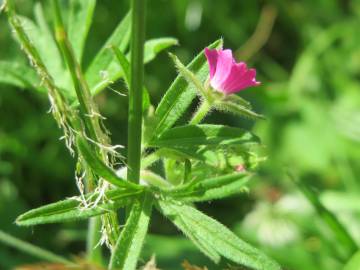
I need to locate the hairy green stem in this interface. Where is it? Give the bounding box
[127,0,146,184]
[87,217,103,265]
[0,230,75,266]
[189,100,211,125]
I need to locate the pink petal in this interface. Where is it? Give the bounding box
[219,62,247,93]
[210,49,233,90]
[204,48,219,79]
[222,67,260,94]
[205,47,261,94]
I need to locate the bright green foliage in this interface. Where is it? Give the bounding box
[149,124,259,148]
[85,11,131,94]
[0,61,40,91]
[150,39,222,140]
[169,173,250,202]
[67,0,96,62]
[16,188,141,226]
[1,1,279,270]
[157,200,281,270]
[343,250,360,270]
[109,192,153,270]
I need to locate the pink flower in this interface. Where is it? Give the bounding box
[204,48,260,94]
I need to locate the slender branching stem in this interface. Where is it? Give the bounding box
[127,0,146,184]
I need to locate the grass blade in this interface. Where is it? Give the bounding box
[291,174,358,258]
[0,230,75,265]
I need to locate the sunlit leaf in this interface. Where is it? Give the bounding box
[157,200,281,270]
[0,61,41,91]
[109,193,153,270]
[77,137,142,190]
[16,188,141,226]
[67,0,96,63]
[86,11,131,94]
[150,124,260,148]
[150,39,223,140]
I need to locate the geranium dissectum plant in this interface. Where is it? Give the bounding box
[205,47,260,94]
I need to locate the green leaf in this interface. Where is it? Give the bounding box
[109,192,153,270]
[169,52,210,100]
[89,36,177,96]
[157,200,281,270]
[77,137,142,190]
[20,4,68,92]
[343,250,360,270]
[150,39,222,140]
[86,11,131,94]
[150,124,260,148]
[0,61,41,91]
[171,173,250,202]
[16,188,140,226]
[67,0,96,63]
[214,100,264,120]
[143,37,178,63]
[111,45,151,111]
[169,214,221,263]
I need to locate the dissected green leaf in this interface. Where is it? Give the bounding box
[86,11,131,94]
[0,60,41,91]
[16,188,141,226]
[109,192,153,270]
[77,137,142,190]
[150,39,223,140]
[150,124,260,148]
[67,0,96,62]
[157,200,281,270]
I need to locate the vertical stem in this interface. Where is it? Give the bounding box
[87,217,103,265]
[127,0,146,184]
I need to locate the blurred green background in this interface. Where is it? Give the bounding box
[1,0,360,269]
